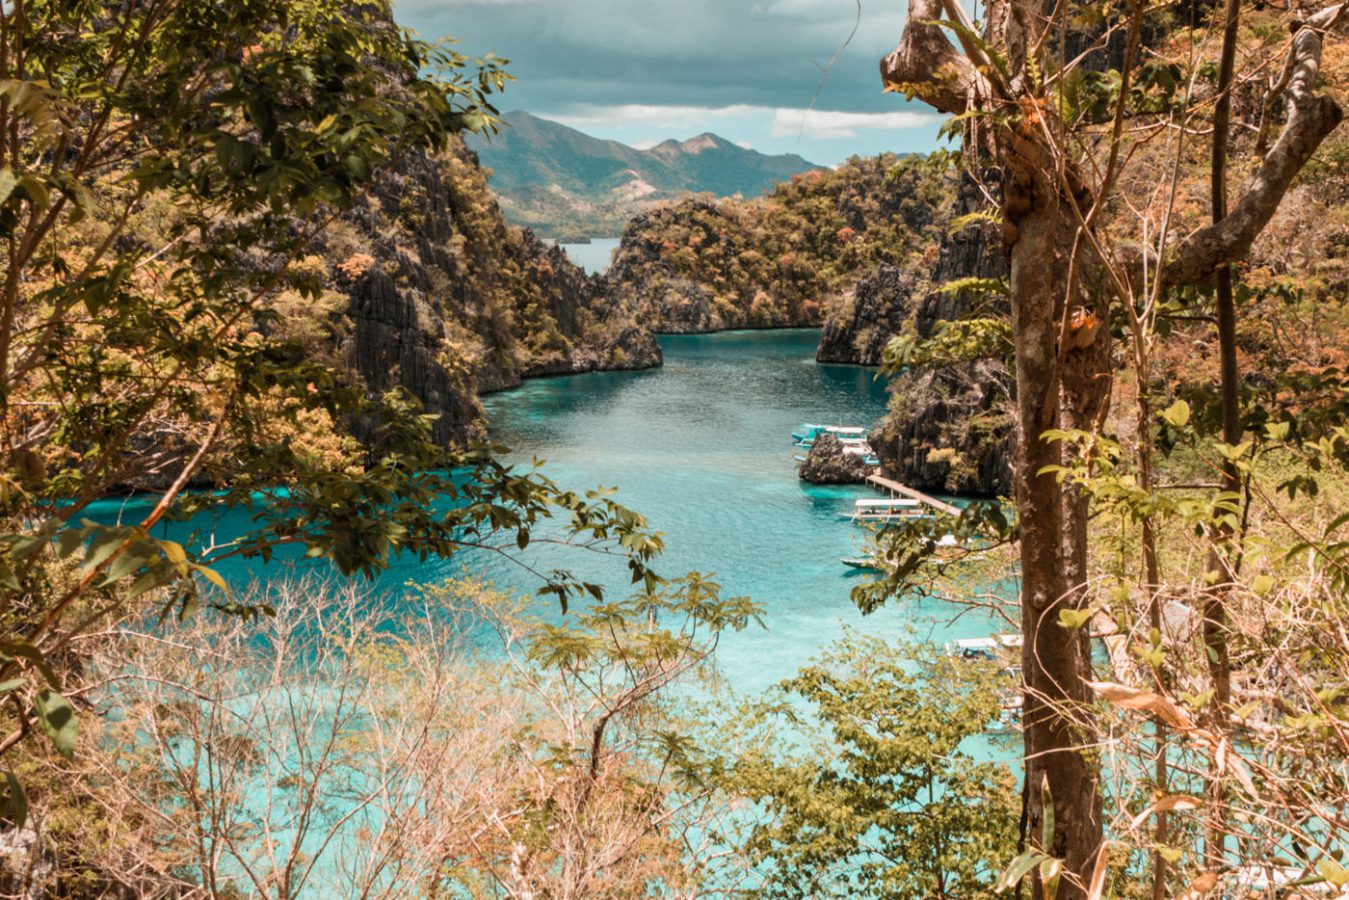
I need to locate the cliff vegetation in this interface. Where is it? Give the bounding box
[605,154,954,333]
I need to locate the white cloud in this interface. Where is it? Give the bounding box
[551,104,763,131]
[737,140,754,149]
[770,108,939,139]
[550,103,938,139]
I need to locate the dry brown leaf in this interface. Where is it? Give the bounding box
[1175,871,1219,899]
[1128,795,1202,831]
[1088,681,1195,730]
[1085,844,1112,900]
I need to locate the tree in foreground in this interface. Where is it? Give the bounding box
[877,0,1349,894]
[35,575,756,897]
[0,0,664,818]
[732,636,1019,899]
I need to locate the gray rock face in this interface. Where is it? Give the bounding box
[344,266,484,445]
[817,172,1015,497]
[816,266,921,365]
[916,174,1007,337]
[332,141,661,447]
[869,359,1014,497]
[798,432,876,485]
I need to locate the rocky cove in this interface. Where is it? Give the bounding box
[340,141,1014,498]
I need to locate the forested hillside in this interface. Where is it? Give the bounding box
[604,154,954,334]
[321,135,659,446]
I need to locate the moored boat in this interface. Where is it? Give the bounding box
[844,497,927,522]
[946,634,1023,661]
[792,424,868,446]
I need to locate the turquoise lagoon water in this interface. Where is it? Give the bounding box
[474,328,1002,693]
[89,329,1001,695]
[79,329,1015,893]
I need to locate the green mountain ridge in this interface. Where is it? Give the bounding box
[465,111,820,238]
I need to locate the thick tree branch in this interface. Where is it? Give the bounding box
[879,0,986,115]
[1164,4,1347,286]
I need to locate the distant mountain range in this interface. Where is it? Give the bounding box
[464,111,820,239]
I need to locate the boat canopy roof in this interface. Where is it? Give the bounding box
[854,498,920,508]
[953,634,1023,650]
[796,424,866,434]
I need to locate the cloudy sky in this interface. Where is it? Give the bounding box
[392,0,945,165]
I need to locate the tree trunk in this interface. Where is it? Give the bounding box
[880,2,1349,895]
[1006,157,1103,899]
[1204,0,1242,871]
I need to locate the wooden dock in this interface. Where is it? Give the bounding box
[865,474,961,516]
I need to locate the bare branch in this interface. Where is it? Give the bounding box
[1164,4,1347,287]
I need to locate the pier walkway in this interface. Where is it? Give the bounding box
[865,474,961,515]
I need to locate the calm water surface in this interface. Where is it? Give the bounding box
[476,328,997,693]
[90,329,999,694]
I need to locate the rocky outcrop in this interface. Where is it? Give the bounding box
[326,138,660,446]
[870,360,1014,497]
[605,157,954,335]
[816,266,922,364]
[857,174,1014,499]
[343,266,486,444]
[798,432,876,485]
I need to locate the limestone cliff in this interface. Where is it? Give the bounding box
[869,360,1013,497]
[864,174,1015,497]
[319,138,660,445]
[604,156,953,334]
[816,266,922,365]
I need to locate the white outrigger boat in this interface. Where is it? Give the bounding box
[946,634,1023,661]
[792,424,867,447]
[840,534,959,570]
[843,497,927,523]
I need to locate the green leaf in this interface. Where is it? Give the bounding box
[159,540,188,566]
[1041,773,1055,851]
[996,850,1050,892]
[54,527,85,560]
[0,168,16,206]
[1265,421,1291,442]
[920,18,1011,83]
[936,276,1009,298]
[0,639,56,687]
[126,571,163,600]
[81,529,127,574]
[34,688,76,760]
[2,770,27,831]
[101,545,148,584]
[1040,857,1062,898]
[16,174,49,211]
[1318,857,1349,887]
[193,564,232,597]
[947,209,1002,234]
[1161,399,1191,428]
[0,678,25,695]
[1057,607,1094,631]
